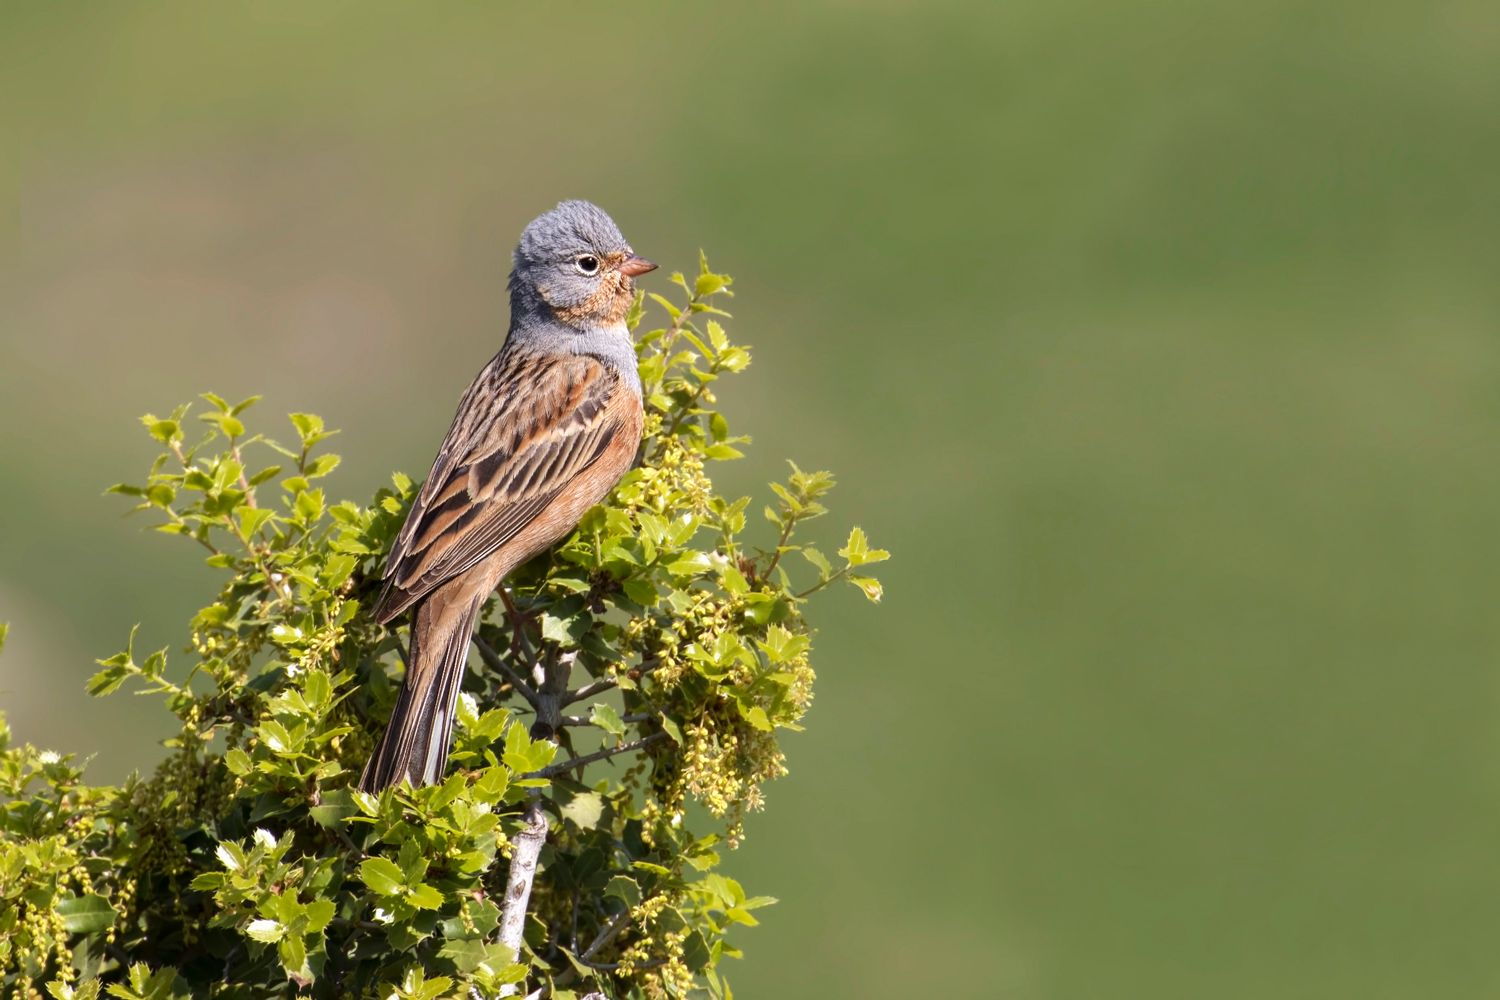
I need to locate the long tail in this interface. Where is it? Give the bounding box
[360,589,482,792]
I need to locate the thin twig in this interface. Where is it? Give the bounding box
[564,677,618,705]
[580,907,630,961]
[563,659,660,707]
[525,732,669,780]
[575,958,667,971]
[329,916,387,933]
[558,712,651,728]
[473,636,540,708]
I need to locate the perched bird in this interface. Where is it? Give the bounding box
[360,201,655,792]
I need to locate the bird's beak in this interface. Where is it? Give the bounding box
[619,255,658,277]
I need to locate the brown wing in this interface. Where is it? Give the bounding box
[375,349,626,622]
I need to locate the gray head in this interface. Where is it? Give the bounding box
[509,200,656,330]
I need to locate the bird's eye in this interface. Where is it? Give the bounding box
[575,255,600,275]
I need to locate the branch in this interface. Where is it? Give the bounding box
[473,636,540,708]
[580,907,630,961]
[558,712,650,728]
[525,731,669,780]
[563,658,660,707]
[498,797,549,998]
[576,958,667,972]
[328,916,387,933]
[563,677,618,705]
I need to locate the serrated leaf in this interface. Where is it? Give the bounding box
[56,893,118,933]
[398,838,428,885]
[681,929,712,972]
[667,550,713,577]
[622,577,658,606]
[277,932,306,978]
[358,857,406,896]
[799,547,832,578]
[86,666,129,698]
[407,883,444,910]
[604,874,641,907]
[589,702,626,737]
[741,704,772,731]
[245,918,284,943]
[558,789,605,830]
[720,565,749,596]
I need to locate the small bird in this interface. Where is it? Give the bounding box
[360,201,654,792]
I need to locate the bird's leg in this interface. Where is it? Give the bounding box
[529,648,576,741]
[498,586,538,654]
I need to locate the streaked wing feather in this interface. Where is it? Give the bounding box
[377,350,622,619]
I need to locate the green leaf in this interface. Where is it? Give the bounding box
[309,788,357,828]
[799,547,832,578]
[539,610,591,646]
[741,705,773,732]
[849,575,884,602]
[667,550,713,577]
[87,665,130,698]
[237,506,276,537]
[636,510,669,544]
[358,857,406,896]
[681,929,712,972]
[839,526,888,566]
[720,565,749,596]
[589,703,626,737]
[604,874,641,907]
[143,417,180,444]
[56,893,119,934]
[757,624,810,664]
[648,293,681,320]
[558,789,605,830]
[48,982,100,1000]
[245,919,284,943]
[277,932,307,978]
[622,577,659,606]
[223,748,252,775]
[305,454,341,478]
[437,938,491,974]
[303,899,335,934]
[398,838,428,885]
[407,883,444,910]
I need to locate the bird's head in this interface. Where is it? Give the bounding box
[510,200,657,329]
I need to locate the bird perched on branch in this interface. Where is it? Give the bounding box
[360,201,655,792]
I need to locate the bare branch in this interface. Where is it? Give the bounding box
[563,659,661,706]
[563,677,618,705]
[525,731,670,781]
[575,958,667,971]
[558,712,651,728]
[580,907,630,961]
[498,798,549,998]
[473,635,540,708]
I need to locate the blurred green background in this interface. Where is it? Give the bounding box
[2,1,1499,996]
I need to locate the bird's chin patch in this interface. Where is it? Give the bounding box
[551,271,634,329]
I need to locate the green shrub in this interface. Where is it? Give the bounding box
[0,255,886,1000]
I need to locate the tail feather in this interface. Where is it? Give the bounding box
[360,593,481,792]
